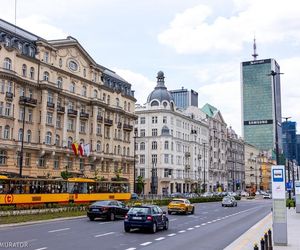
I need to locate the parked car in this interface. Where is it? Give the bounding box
[124,205,169,233]
[167,198,195,215]
[221,196,237,207]
[241,191,249,197]
[87,200,129,221]
[263,193,272,199]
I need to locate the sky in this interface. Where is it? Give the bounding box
[1,0,300,136]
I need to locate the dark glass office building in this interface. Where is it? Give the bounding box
[241,59,282,151]
[170,88,198,109]
[282,121,297,161]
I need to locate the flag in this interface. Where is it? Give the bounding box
[78,144,84,156]
[72,142,79,155]
[84,144,90,157]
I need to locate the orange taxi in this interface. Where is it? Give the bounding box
[167,198,195,215]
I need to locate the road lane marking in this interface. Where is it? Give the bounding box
[140,242,152,246]
[195,225,201,228]
[201,223,207,225]
[187,227,194,230]
[167,233,176,237]
[99,222,112,225]
[207,221,212,224]
[48,228,70,233]
[94,232,115,237]
[125,248,136,250]
[34,248,47,250]
[155,237,165,241]
[178,230,186,233]
[169,218,177,222]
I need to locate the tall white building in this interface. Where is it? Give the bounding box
[135,71,209,195]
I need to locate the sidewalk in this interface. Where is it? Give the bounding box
[224,208,300,250]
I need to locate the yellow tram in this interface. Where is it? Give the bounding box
[0,175,131,206]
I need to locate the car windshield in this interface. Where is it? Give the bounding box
[129,207,150,214]
[223,197,232,201]
[91,201,111,206]
[171,200,184,204]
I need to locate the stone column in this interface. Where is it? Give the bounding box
[40,89,48,143]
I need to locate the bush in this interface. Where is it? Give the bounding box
[286,199,295,208]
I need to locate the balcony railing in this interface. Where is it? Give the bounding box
[47,102,55,108]
[57,106,65,113]
[104,118,113,126]
[19,96,37,106]
[123,124,133,131]
[5,92,13,100]
[67,109,78,116]
[97,115,103,122]
[80,112,89,119]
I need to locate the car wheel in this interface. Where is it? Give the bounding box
[164,220,169,230]
[124,226,131,233]
[109,212,115,221]
[150,222,157,233]
[222,204,224,207]
[89,216,95,221]
[191,207,195,214]
[185,208,189,215]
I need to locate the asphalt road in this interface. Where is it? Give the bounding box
[0,199,272,250]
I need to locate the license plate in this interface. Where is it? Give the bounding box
[132,216,142,220]
[92,209,98,212]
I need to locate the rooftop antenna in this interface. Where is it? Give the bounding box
[252,36,258,61]
[14,0,17,33]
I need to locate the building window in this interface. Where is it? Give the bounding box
[82,86,87,97]
[25,153,31,167]
[140,155,145,164]
[107,95,110,105]
[80,121,86,133]
[97,141,101,152]
[68,137,73,149]
[83,68,86,77]
[163,116,167,124]
[94,89,98,98]
[140,168,145,178]
[19,108,25,121]
[67,157,73,170]
[45,131,52,145]
[152,116,158,124]
[97,124,101,135]
[116,98,120,107]
[57,77,63,89]
[22,64,27,77]
[128,103,131,112]
[55,134,60,146]
[3,58,12,70]
[68,119,74,131]
[4,126,10,139]
[44,51,49,63]
[152,129,158,136]
[5,103,11,116]
[18,129,23,141]
[140,142,145,150]
[0,150,7,165]
[140,117,145,124]
[28,89,33,98]
[59,58,62,67]
[151,154,157,164]
[69,60,78,71]
[46,112,53,125]
[79,158,84,171]
[30,67,35,79]
[0,102,2,116]
[164,141,169,150]
[54,157,60,169]
[28,110,33,122]
[43,71,49,81]
[19,86,25,97]
[152,141,157,150]
[68,101,74,110]
[164,154,169,164]
[47,92,53,103]
[6,81,12,93]
[27,130,31,143]
[70,82,75,93]
[140,129,146,137]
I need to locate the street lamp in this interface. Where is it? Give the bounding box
[133,128,138,193]
[202,143,207,193]
[268,70,284,165]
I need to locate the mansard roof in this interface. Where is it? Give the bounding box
[201,103,226,124]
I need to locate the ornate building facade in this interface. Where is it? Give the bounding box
[135,71,209,195]
[0,19,136,187]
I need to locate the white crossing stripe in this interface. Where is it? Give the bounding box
[125,248,136,250]
[155,237,165,241]
[201,223,207,225]
[34,248,47,250]
[140,242,152,246]
[48,228,70,233]
[187,228,194,230]
[167,233,176,237]
[195,225,201,228]
[94,232,115,237]
[178,230,186,233]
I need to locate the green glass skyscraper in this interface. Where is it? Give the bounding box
[241,58,282,152]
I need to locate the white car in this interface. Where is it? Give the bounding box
[263,193,272,199]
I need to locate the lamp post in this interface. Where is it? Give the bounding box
[197,154,201,193]
[202,143,207,193]
[133,128,138,193]
[268,70,283,165]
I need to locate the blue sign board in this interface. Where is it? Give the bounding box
[272,169,284,182]
[286,181,292,190]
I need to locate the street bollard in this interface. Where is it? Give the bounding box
[261,237,265,250]
[268,229,273,250]
[264,232,269,249]
[253,243,259,250]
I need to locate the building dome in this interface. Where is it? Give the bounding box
[147,71,174,104]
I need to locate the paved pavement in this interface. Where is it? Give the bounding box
[224,205,300,250]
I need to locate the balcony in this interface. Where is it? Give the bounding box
[57,106,65,113]
[123,124,133,131]
[80,112,89,119]
[104,118,113,126]
[117,122,122,129]
[97,115,103,122]
[67,109,78,117]
[19,96,37,107]
[191,129,197,134]
[5,92,13,101]
[47,102,55,109]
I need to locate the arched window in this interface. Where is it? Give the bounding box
[57,77,63,89]
[30,67,35,79]
[27,130,32,143]
[124,101,127,110]
[103,93,106,102]
[97,141,101,152]
[4,126,10,139]
[3,58,12,70]
[123,146,126,156]
[140,142,145,150]
[151,100,159,106]
[43,71,49,81]
[0,150,7,165]
[106,143,109,154]
[114,146,117,155]
[107,95,110,105]
[82,86,87,97]
[68,137,73,149]
[127,147,130,156]
[22,64,27,77]
[128,103,131,112]
[117,145,121,155]
[116,98,120,107]
[152,141,157,150]
[45,131,52,145]
[55,134,60,146]
[70,82,75,93]
[18,129,23,141]
[93,89,98,98]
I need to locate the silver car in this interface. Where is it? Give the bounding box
[222,196,237,207]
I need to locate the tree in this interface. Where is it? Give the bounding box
[136,175,145,194]
[61,170,72,180]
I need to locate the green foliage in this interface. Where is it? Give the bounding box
[286,198,295,207]
[60,171,72,180]
[136,176,145,194]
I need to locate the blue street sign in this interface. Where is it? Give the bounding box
[286,181,292,190]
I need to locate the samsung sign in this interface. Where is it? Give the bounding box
[244,119,273,125]
[242,59,271,66]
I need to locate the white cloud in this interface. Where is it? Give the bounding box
[112,68,156,105]
[158,0,300,54]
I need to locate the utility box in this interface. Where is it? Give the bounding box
[295,181,300,213]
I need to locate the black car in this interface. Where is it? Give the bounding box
[87,200,129,221]
[124,205,169,233]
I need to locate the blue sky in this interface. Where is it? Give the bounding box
[1,0,300,135]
